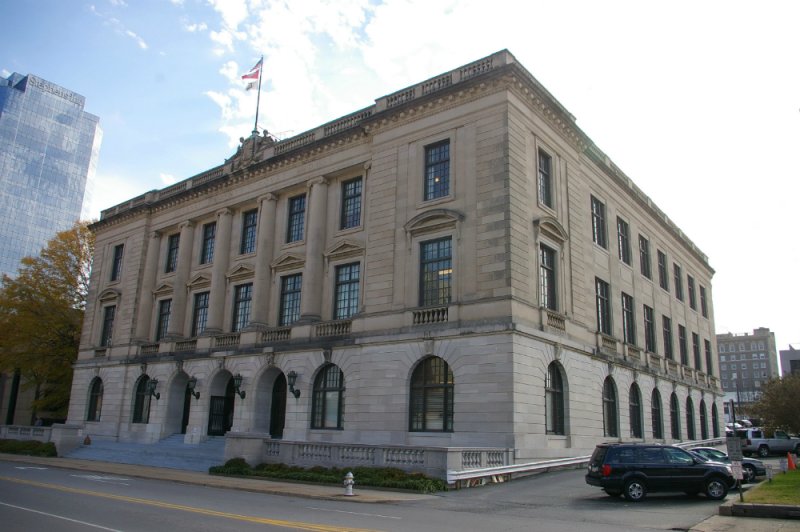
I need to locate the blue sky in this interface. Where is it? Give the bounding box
[3,0,800,355]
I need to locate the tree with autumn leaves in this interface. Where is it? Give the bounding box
[749,372,800,435]
[0,221,94,422]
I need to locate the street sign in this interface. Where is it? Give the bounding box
[731,461,743,480]
[726,436,743,461]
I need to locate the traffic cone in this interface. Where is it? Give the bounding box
[788,452,797,471]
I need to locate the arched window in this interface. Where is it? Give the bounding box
[686,397,696,440]
[670,392,681,440]
[311,364,345,429]
[87,377,103,422]
[699,399,708,440]
[629,383,642,439]
[602,377,618,437]
[410,356,454,432]
[132,375,152,424]
[711,403,720,438]
[651,389,663,439]
[545,362,565,435]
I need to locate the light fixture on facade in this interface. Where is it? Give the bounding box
[232,373,246,399]
[146,378,160,400]
[287,370,301,398]
[187,376,200,399]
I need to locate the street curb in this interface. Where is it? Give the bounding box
[725,502,800,520]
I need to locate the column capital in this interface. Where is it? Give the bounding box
[179,220,195,230]
[150,230,161,240]
[258,193,278,204]
[216,207,233,218]
[307,176,329,189]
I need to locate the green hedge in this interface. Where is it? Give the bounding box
[210,458,446,493]
[0,439,57,457]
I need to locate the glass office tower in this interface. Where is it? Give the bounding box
[0,73,101,278]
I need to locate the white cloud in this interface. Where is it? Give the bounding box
[85,171,151,220]
[184,20,208,33]
[160,173,178,185]
[89,4,150,51]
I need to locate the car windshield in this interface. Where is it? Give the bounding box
[689,451,709,462]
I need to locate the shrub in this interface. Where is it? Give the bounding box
[0,439,57,457]
[209,457,252,475]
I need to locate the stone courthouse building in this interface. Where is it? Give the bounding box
[64,50,723,478]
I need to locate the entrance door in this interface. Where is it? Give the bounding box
[207,379,235,436]
[270,374,287,438]
[181,384,191,434]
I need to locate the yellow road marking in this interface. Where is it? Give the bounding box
[0,475,383,532]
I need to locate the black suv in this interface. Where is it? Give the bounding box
[585,443,735,502]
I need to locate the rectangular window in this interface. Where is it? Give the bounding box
[639,235,651,279]
[700,285,708,318]
[100,305,116,347]
[687,275,696,310]
[110,244,124,281]
[644,305,656,353]
[622,292,635,344]
[240,209,258,254]
[232,283,253,332]
[165,234,179,273]
[674,263,684,301]
[420,237,452,307]
[537,149,553,208]
[334,263,360,320]
[424,140,450,200]
[279,274,302,326]
[591,196,607,248]
[657,250,669,290]
[539,244,557,311]
[340,177,363,229]
[595,277,611,335]
[692,332,701,369]
[617,217,631,265]
[678,325,688,365]
[191,292,210,337]
[200,222,216,264]
[156,299,172,341]
[662,316,673,360]
[286,195,306,243]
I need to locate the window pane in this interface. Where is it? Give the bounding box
[420,238,452,307]
[424,140,450,200]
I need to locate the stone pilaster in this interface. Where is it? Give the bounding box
[166,221,195,338]
[299,177,328,323]
[248,194,278,328]
[205,208,233,334]
[134,231,161,341]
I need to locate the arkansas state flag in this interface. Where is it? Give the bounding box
[242,58,262,90]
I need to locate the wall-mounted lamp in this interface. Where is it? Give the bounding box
[187,376,200,399]
[287,370,301,398]
[232,373,246,399]
[146,378,160,400]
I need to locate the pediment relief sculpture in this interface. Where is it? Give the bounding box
[152,283,173,297]
[271,253,305,272]
[187,273,212,289]
[226,263,255,282]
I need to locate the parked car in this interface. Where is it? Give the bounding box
[688,447,766,483]
[586,443,735,502]
[735,428,800,457]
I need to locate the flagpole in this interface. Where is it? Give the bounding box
[253,55,263,136]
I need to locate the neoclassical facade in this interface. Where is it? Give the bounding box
[66,51,722,477]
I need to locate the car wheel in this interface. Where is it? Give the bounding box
[705,477,729,500]
[743,464,756,483]
[624,479,647,502]
[758,445,769,458]
[603,489,621,497]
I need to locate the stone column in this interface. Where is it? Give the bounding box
[166,221,195,338]
[248,194,278,328]
[299,177,328,323]
[135,231,161,341]
[205,208,233,334]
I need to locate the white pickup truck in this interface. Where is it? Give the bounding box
[736,428,800,457]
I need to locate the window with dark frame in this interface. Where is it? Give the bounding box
[240,209,258,254]
[595,277,611,335]
[538,149,553,208]
[132,376,152,424]
[643,304,656,353]
[110,244,124,281]
[545,362,565,435]
[657,250,668,290]
[340,177,362,230]
[311,364,345,429]
[639,235,651,279]
[622,292,635,345]
[687,275,696,310]
[156,299,171,341]
[539,244,557,311]
[700,285,708,318]
[165,234,179,273]
[617,217,631,265]
[692,332,701,369]
[232,283,253,332]
[420,237,452,307]
[704,339,714,376]
[191,292,210,337]
[334,263,360,320]
[670,392,681,439]
[700,400,708,439]
[279,274,302,326]
[87,377,103,421]
[673,263,684,301]
[100,305,115,347]
[678,325,688,365]
[712,403,720,438]
[629,383,643,439]
[286,195,306,243]
[200,222,216,264]
[602,377,618,437]
[591,196,607,248]
[424,140,450,201]
[409,356,454,432]
[651,389,663,439]
[662,315,673,360]
[686,398,696,440]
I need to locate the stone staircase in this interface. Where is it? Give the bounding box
[65,434,226,472]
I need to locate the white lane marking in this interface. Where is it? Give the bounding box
[14,467,48,470]
[0,500,123,531]
[305,506,402,520]
[70,474,131,485]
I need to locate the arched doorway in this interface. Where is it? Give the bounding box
[181,381,192,434]
[208,374,235,436]
[270,373,287,438]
